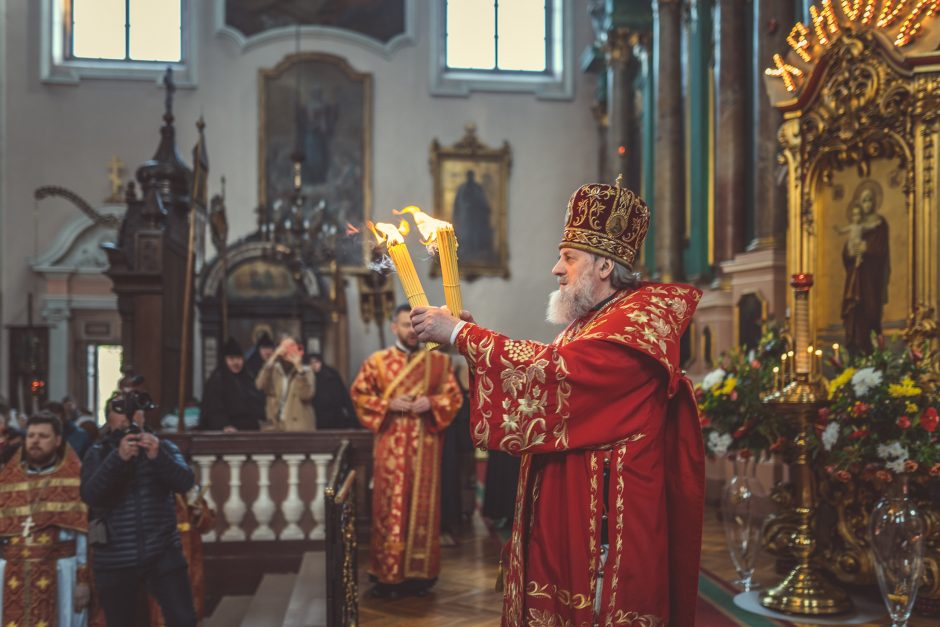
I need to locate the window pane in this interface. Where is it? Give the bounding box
[446,0,496,70]
[96,345,123,425]
[498,0,547,71]
[129,0,182,62]
[72,0,126,60]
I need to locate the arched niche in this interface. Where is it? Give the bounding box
[198,239,338,378]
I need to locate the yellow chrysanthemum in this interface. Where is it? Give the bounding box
[906,401,919,414]
[827,367,856,398]
[888,376,922,398]
[716,376,737,397]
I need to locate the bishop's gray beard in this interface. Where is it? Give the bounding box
[546,273,596,325]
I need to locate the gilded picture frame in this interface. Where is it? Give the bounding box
[773,30,939,354]
[429,125,511,279]
[258,52,372,269]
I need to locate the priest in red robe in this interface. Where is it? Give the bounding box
[350,304,463,597]
[412,179,705,626]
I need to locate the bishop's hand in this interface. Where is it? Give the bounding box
[411,306,464,345]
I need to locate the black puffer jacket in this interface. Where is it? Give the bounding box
[80,429,195,571]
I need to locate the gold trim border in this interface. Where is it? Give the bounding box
[428,127,512,279]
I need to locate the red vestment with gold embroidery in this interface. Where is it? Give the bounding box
[456,284,705,627]
[0,447,89,627]
[350,347,462,584]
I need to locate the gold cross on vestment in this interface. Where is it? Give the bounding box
[20,515,35,538]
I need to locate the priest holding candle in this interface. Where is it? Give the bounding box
[412,178,706,626]
[350,303,462,598]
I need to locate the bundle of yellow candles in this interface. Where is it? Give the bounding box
[398,206,463,317]
[368,219,438,350]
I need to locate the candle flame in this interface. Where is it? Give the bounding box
[368,221,407,246]
[395,205,453,245]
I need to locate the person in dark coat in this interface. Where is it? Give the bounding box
[244,332,275,380]
[308,353,360,430]
[440,362,472,541]
[199,337,266,432]
[81,391,198,626]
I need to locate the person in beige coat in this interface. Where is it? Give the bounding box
[255,337,317,431]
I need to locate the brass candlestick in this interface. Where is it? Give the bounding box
[760,274,852,616]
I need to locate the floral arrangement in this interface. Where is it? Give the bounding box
[821,342,940,481]
[696,325,788,460]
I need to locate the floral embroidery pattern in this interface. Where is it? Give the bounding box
[611,610,663,626]
[526,608,577,627]
[526,580,592,610]
[588,452,600,609]
[492,348,571,453]
[606,446,627,622]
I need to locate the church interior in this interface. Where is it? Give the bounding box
[1,0,940,625]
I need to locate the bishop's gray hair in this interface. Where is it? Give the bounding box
[591,254,642,291]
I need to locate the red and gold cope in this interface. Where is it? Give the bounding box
[455,284,706,626]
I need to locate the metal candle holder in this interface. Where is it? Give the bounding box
[759,274,852,616]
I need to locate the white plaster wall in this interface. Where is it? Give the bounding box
[1,1,598,388]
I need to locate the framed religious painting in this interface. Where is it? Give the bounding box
[259,52,372,269]
[812,159,911,353]
[429,124,512,279]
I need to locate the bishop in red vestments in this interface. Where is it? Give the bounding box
[350,304,463,596]
[413,179,705,626]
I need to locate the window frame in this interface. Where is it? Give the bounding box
[443,0,553,75]
[430,0,573,100]
[41,0,196,85]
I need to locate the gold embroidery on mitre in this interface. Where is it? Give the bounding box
[605,186,635,239]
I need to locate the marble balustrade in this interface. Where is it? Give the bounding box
[166,430,373,544]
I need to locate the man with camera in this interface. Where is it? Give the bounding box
[80,388,198,627]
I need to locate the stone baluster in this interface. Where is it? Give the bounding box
[281,454,307,540]
[220,454,247,541]
[193,454,217,542]
[308,453,333,540]
[251,454,276,541]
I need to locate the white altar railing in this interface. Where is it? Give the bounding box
[166,431,373,545]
